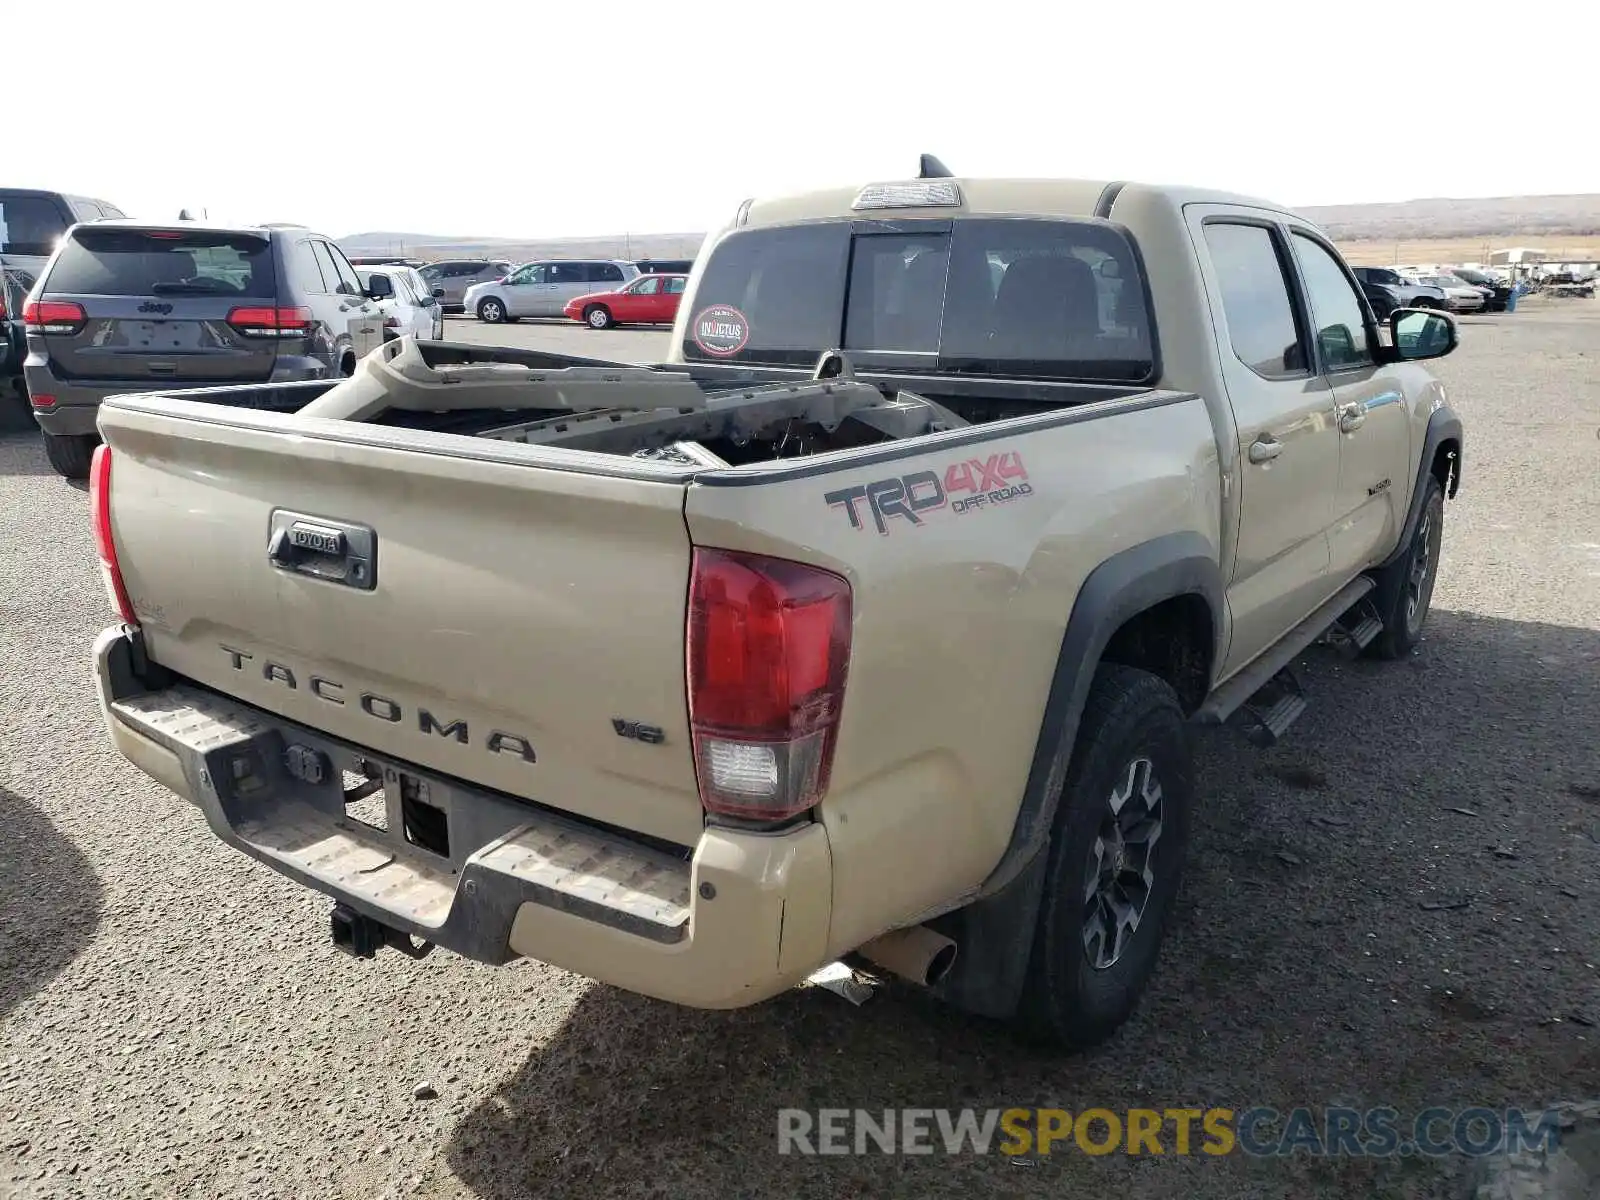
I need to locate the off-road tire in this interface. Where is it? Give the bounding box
[42,431,96,480]
[1368,473,1444,660]
[584,305,613,330]
[477,297,506,324]
[1017,664,1193,1051]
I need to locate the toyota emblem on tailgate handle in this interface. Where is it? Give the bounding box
[266,509,378,591]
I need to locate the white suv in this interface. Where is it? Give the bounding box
[465,260,639,323]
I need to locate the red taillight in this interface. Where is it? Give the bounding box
[383,316,399,329]
[90,445,137,625]
[687,548,852,820]
[23,300,87,334]
[31,393,57,409]
[226,305,311,338]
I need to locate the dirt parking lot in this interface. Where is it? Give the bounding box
[2,302,1598,1200]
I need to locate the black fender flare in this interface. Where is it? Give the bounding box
[1379,405,1463,570]
[929,531,1224,1018]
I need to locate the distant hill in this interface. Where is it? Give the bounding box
[338,194,1600,263]
[337,230,704,262]
[1298,194,1600,240]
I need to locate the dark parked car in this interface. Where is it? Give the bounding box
[23,221,386,478]
[633,258,695,275]
[1352,266,1447,310]
[1,267,35,429]
[1451,268,1512,312]
[1359,278,1403,321]
[2,266,33,393]
[0,187,126,278]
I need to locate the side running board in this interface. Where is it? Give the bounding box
[1193,576,1378,737]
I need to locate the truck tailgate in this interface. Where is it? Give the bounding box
[98,397,705,848]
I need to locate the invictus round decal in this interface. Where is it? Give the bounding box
[691,304,750,357]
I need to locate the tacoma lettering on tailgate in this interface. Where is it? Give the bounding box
[824,450,1033,535]
[219,645,536,762]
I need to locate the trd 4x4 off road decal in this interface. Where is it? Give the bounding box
[824,450,1033,535]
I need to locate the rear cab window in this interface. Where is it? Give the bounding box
[682,216,1156,382]
[0,193,71,258]
[45,228,274,297]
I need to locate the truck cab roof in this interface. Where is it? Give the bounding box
[737,175,1305,229]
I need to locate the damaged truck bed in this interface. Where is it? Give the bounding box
[89,170,1461,1052]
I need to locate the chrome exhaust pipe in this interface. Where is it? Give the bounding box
[856,925,957,987]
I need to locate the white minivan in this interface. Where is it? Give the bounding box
[463,260,639,323]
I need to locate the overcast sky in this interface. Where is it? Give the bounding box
[7,1,1591,239]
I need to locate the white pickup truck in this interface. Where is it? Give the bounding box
[90,166,1462,1049]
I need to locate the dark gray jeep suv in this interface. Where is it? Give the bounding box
[23,221,385,477]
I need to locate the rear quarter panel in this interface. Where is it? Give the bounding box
[684,393,1222,955]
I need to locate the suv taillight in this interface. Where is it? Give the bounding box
[226,305,311,338]
[23,300,87,334]
[90,445,137,625]
[687,548,852,821]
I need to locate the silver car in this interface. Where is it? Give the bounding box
[1412,275,1486,313]
[464,260,640,323]
[416,260,514,313]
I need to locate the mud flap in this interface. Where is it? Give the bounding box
[926,848,1049,1020]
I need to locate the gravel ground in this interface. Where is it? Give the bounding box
[1,302,1598,1199]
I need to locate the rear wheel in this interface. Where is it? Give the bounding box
[42,431,97,480]
[1017,665,1193,1051]
[585,305,613,330]
[477,297,506,324]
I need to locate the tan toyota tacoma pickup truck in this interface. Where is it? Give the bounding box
[90,162,1463,1049]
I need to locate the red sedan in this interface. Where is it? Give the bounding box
[564,273,687,329]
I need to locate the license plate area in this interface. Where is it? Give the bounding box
[280,741,455,866]
[126,320,204,349]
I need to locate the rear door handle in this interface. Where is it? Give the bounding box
[1339,404,1367,433]
[1248,436,1283,464]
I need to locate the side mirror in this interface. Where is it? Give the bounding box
[432,287,445,299]
[366,280,393,300]
[1385,308,1458,362]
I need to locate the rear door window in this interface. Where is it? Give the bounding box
[1201,222,1307,378]
[684,217,1154,380]
[550,263,588,285]
[289,238,328,293]
[0,194,71,258]
[325,244,366,296]
[310,242,344,293]
[45,228,274,297]
[589,263,625,283]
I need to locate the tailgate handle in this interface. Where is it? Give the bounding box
[267,510,378,591]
